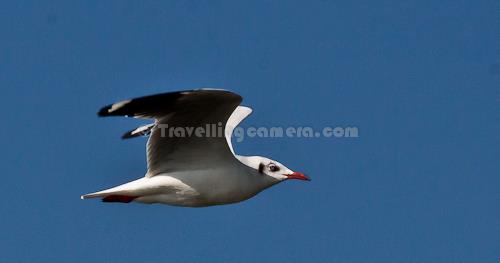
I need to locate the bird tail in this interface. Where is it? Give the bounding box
[81,188,138,203]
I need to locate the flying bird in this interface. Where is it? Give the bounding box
[81,89,309,207]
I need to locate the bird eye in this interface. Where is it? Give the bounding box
[268,163,280,172]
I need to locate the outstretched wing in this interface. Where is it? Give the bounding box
[225,106,253,155]
[98,89,242,176]
[121,123,156,139]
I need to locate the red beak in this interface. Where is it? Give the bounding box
[285,172,311,181]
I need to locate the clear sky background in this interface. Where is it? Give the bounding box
[1,1,499,262]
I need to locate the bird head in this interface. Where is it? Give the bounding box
[239,156,310,182]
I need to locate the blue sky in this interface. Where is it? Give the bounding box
[1,1,499,262]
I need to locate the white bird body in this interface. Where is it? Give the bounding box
[84,164,278,207]
[82,89,309,207]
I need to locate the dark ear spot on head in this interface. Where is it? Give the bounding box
[258,163,264,173]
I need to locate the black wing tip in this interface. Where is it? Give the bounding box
[97,100,132,117]
[97,105,112,117]
[96,89,241,118]
[121,131,143,139]
[121,132,134,139]
[121,124,154,139]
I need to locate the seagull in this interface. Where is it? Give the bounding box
[81,89,310,207]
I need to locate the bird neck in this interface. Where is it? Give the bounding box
[234,155,261,170]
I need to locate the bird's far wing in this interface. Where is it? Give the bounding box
[98,89,242,176]
[121,123,155,139]
[225,106,253,155]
